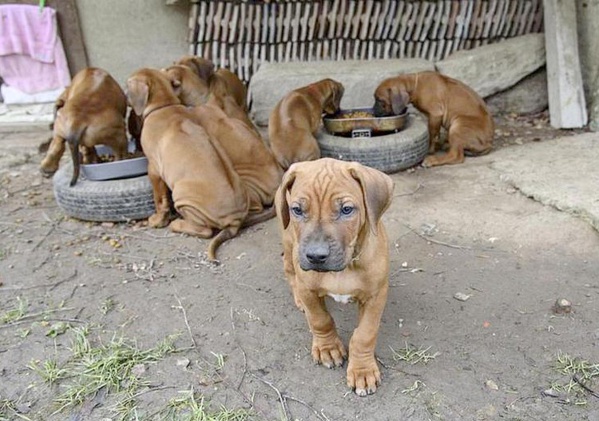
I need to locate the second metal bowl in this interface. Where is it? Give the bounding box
[323,107,408,137]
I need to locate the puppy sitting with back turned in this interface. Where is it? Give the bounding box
[373,71,494,167]
[126,68,264,261]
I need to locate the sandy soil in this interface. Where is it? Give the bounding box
[1,112,598,421]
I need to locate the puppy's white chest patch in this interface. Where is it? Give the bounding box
[328,293,354,304]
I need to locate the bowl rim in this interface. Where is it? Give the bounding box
[323,107,408,122]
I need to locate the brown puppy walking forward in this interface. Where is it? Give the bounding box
[126,68,252,261]
[275,158,394,396]
[268,79,345,170]
[40,67,128,186]
[373,71,494,167]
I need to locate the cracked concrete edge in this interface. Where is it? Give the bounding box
[493,167,599,234]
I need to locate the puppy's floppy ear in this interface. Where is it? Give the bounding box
[332,80,344,109]
[126,78,149,117]
[348,164,394,235]
[275,166,298,229]
[323,80,345,115]
[389,86,409,115]
[191,57,215,81]
[163,68,183,96]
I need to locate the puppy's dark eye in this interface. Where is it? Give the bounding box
[340,205,354,216]
[291,205,303,217]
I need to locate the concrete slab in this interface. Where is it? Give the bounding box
[490,132,599,231]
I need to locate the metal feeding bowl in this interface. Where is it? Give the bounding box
[323,107,408,138]
[81,140,148,181]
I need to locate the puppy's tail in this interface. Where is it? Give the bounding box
[67,126,88,187]
[207,207,275,262]
[207,226,238,262]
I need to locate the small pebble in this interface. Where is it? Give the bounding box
[485,379,499,391]
[177,358,190,368]
[453,292,472,302]
[542,388,559,398]
[553,298,572,314]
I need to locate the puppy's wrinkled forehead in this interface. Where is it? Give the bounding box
[288,160,361,205]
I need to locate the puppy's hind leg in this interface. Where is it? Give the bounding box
[426,115,443,154]
[422,143,465,167]
[40,134,66,177]
[422,125,467,167]
[169,218,213,238]
[148,167,173,228]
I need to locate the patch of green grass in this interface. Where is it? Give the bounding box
[0,247,9,261]
[0,399,13,421]
[401,380,425,394]
[100,297,116,315]
[390,342,440,365]
[27,359,67,384]
[1,297,28,324]
[549,351,599,405]
[16,328,30,338]
[155,387,251,421]
[211,352,226,371]
[29,326,179,419]
[0,398,32,421]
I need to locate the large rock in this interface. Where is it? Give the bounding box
[435,33,546,98]
[249,59,434,127]
[486,68,548,115]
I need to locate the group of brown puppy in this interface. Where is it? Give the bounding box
[38,58,496,397]
[39,59,494,261]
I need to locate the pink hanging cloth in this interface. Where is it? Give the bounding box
[0,4,71,94]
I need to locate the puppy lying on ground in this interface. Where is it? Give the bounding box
[126,68,267,261]
[192,102,282,215]
[268,79,345,170]
[40,67,128,186]
[373,71,494,167]
[275,158,394,396]
[176,55,247,111]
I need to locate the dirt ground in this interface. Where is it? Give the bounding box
[1,112,599,421]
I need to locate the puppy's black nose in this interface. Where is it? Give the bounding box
[305,243,329,264]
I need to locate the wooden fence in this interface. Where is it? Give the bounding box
[188,0,544,84]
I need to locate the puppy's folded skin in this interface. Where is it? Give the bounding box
[275,157,394,396]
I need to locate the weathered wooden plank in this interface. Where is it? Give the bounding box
[543,0,587,128]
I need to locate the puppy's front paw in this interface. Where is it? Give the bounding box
[347,358,381,396]
[422,156,436,168]
[312,335,346,368]
[148,212,169,228]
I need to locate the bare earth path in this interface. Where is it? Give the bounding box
[1,115,598,421]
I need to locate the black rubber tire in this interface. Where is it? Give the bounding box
[52,163,155,222]
[317,113,429,174]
